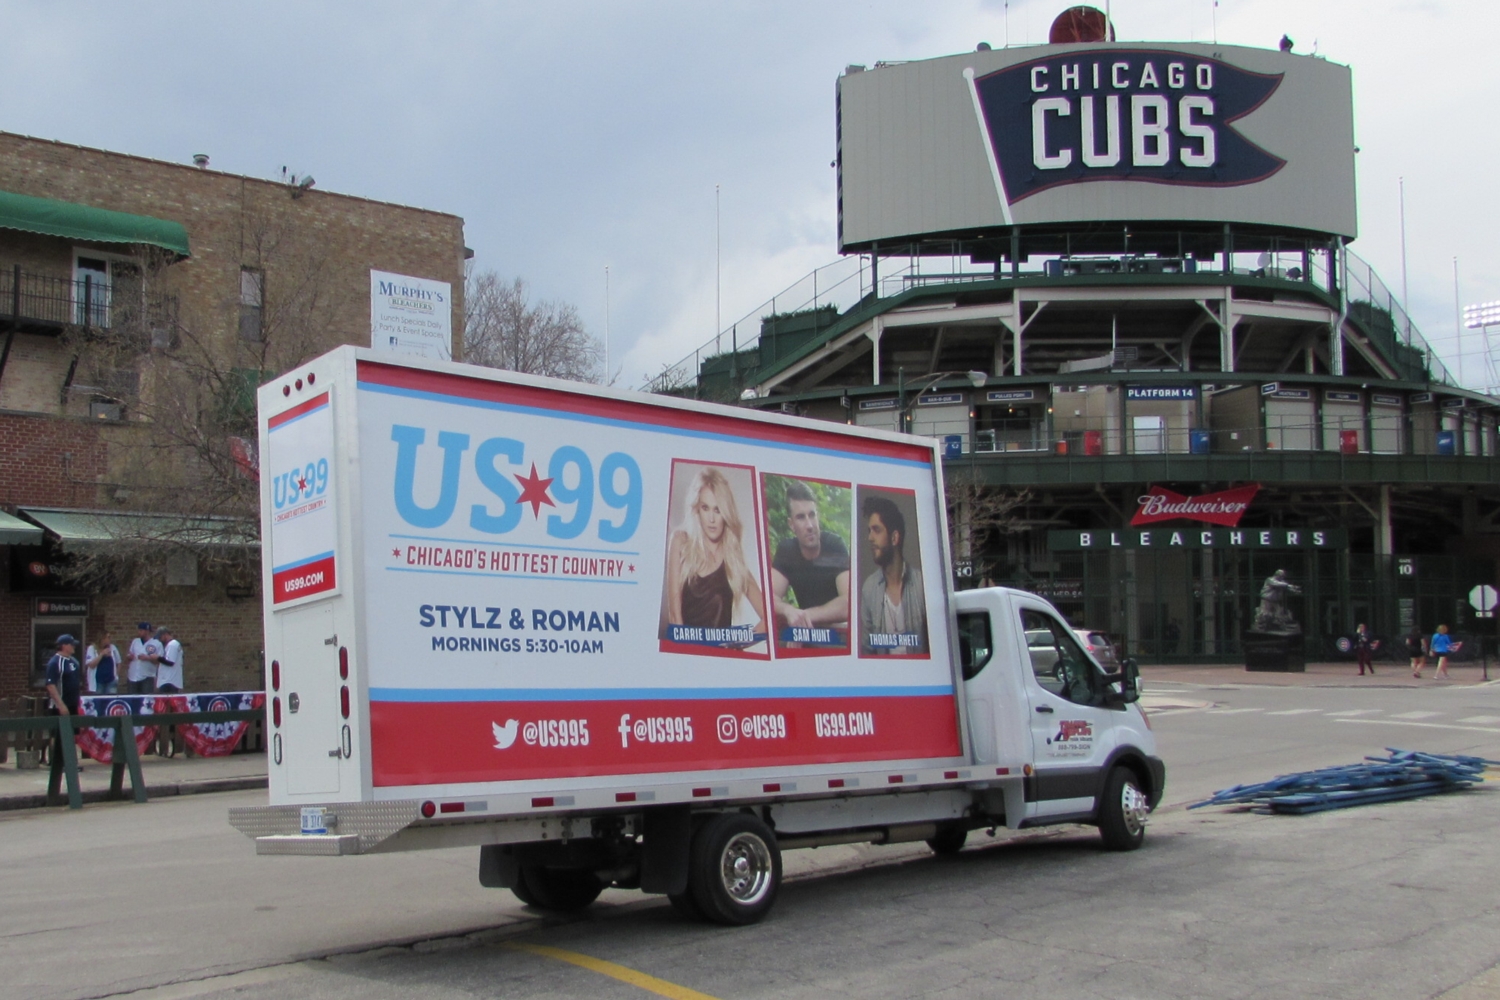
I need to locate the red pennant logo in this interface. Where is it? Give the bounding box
[1131,484,1260,527]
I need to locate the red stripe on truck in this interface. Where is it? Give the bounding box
[366,694,962,787]
[356,361,934,465]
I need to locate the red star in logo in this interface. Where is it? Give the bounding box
[392,548,400,557]
[297,475,309,492]
[514,463,556,518]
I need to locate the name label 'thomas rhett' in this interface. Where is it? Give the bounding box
[1130,484,1259,527]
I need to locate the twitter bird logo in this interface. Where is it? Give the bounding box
[492,719,519,749]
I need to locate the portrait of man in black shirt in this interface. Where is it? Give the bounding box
[767,477,851,648]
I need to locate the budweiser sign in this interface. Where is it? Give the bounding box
[1131,484,1260,527]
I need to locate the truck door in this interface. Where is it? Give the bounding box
[279,602,342,796]
[1018,606,1115,820]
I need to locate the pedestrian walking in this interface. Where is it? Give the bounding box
[125,622,159,694]
[1431,624,1454,680]
[1405,628,1427,679]
[84,630,121,694]
[43,634,82,772]
[1355,623,1375,676]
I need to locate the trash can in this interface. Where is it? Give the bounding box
[1339,429,1359,455]
[1084,430,1104,456]
[1437,430,1457,455]
[943,435,963,459]
[1189,429,1211,454]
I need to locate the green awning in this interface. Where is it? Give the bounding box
[0,189,190,257]
[0,510,43,545]
[20,508,255,549]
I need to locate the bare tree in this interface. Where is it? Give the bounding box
[464,269,603,383]
[944,471,1031,584]
[53,196,348,591]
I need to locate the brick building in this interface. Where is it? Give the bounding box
[0,132,466,699]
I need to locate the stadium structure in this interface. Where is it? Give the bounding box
[647,7,1500,663]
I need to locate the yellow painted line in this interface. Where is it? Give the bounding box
[502,942,723,1000]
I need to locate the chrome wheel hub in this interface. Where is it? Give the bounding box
[1121,781,1149,836]
[720,832,773,904]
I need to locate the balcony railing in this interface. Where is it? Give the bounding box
[644,242,1454,398]
[0,264,177,339]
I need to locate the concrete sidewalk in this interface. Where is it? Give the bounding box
[0,748,266,810]
[1141,659,1500,687]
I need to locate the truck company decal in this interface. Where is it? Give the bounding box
[971,50,1285,203]
[353,362,959,787]
[267,391,339,605]
[1130,483,1260,527]
[1044,718,1095,760]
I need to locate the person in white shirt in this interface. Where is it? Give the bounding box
[84,631,122,694]
[155,627,185,757]
[125,622,159,694]
[156,628,185,693]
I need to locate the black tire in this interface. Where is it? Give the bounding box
[667,890,704,921]
[687,813,782,926]
[926,824,968,856]
[510,867,540,907]
[517,865,605,912]
[1097,766,1149,852]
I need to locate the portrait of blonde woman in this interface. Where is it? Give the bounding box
[660,462,768,653]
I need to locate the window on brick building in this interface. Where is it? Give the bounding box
[239,267,264,342]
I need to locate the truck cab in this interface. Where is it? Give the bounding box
[955,587,1163,842]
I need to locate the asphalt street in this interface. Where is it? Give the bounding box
[7,677,1500,1000]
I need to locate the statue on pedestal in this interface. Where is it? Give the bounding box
[1253,569,1302,634]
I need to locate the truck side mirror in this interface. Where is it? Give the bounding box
[1119,657,1141,703]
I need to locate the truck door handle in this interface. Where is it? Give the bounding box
[1035,705,1055,714]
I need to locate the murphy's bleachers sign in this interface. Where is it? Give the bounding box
[1048,527,1346,550]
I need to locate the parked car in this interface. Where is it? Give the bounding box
[1075,629,1121,671]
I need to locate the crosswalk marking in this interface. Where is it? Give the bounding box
[1325,709,1382,717]
[1266,708,1322,715]
[1336,718,1500,735]
[1458,715,1500,724]
[1205,707,1264,714]
[1391,711,1440,720]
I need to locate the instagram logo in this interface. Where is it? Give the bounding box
[716,714,739,744]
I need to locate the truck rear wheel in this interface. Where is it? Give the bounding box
[1097,766,1149,851]
[688,813,781,925]
[516,865,605,912]
[926,824,968,855]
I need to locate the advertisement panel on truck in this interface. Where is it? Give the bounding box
[351,360,961,792]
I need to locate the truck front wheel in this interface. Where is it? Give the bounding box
[1097,766,1149,851]
[516,865,605,912]
[688,813,781,925]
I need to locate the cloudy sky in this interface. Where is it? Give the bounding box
[8,1,1495,388]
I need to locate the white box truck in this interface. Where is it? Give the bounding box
[229,346,1163,925]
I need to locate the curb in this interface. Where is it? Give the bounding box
[0,774,268,812]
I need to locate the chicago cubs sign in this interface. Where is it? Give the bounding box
[836,42,1356,245]
[971,51,1285,202]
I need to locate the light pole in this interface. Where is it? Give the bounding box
[896,368,989,433]
[1463,300,1500,393]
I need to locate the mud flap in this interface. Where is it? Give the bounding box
[639,805,691,895]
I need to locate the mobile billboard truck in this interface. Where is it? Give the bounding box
[230,347,1163,925]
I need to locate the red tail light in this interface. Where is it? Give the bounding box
[340,686,350,718]
[420,801,436,818]
[272,697,281,727]
[271,660,280,691]
[338,646,348,679]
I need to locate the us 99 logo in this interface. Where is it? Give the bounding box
[390,426,642,543]
[273,458,330,509]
